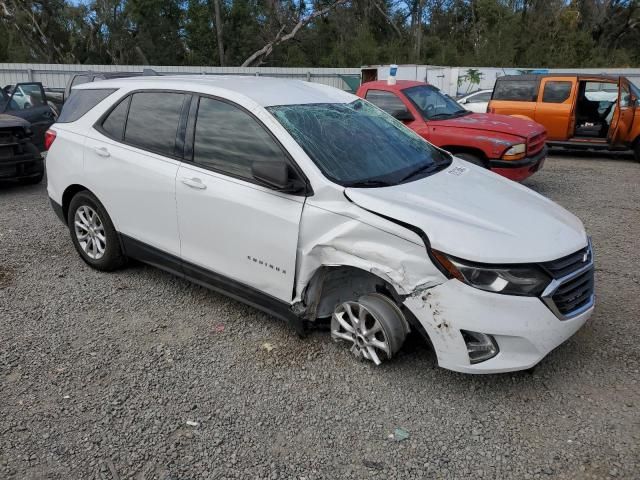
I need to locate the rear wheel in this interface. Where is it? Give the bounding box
[331,293,408,365]
[455,152,486,168]
[67,191,126,271]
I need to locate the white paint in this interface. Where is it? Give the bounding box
[46,76,594,374]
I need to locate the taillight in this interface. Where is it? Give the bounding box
[44,129,57,150]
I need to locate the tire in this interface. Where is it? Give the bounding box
[18,172,43,185]
[330,293,408,365]
[455,153,486,168]
[67,191,126,271]
[634,142,640,163]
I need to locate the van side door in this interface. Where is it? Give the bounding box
[608,78,636,147]
[534,77,576,140]
[175,95,305,302]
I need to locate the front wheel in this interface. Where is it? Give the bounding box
[331,293,408,365]
[67,191,126,271]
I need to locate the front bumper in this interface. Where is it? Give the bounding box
[489,147,547,182]
[404,278,593,374]
[0,155,44,181]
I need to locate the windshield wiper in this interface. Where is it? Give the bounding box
[428,112,454,120]
[345,179,393,188]
[399,163,439,183]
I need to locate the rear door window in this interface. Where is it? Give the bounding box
[493,80,538,101]
[192,96,288,180]
[365,90,407,115]
[124,92,186,157]
[58,89,116,123]
[542,81,572,103]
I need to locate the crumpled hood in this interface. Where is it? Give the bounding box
[345,159,587,264]
[0,114,30,129]
[432,113,543,138]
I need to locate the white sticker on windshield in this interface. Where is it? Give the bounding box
[447,165,468,176]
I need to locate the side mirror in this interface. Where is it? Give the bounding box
[251,160,306,194]
[459,98,467,104]
[392,109,414,122]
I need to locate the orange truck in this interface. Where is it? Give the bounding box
[488,74,640,161]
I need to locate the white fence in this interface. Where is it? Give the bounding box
[365,64,640,96]
[0,63,362,92]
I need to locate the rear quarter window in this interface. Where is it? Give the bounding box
[493,80,538,102]
[57,89,116,123]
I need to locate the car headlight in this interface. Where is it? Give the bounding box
[432,250,550,296]
[502,143,526,160]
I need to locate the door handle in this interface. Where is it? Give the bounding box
[181,177,207,190]
[94,146,110,157]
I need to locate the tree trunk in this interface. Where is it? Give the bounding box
[212,0,225,66]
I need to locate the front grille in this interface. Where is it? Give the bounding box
[527,132,546,156]
[541,244,591,278]
[541,241,595,319]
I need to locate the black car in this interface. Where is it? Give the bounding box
[1,83,56,151]
[0,114,43,185]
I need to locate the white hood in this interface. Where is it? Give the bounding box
[345,160,588,264]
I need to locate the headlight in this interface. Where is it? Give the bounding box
[432,250,550,296]
[502,143,526,160]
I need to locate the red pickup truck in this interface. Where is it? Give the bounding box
[356,80,547,181]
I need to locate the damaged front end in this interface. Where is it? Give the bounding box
[0,114,43,184]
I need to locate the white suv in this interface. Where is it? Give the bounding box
[46,76,594,373]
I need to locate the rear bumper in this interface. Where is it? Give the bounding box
[489,147,547,182]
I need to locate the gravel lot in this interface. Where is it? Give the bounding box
[1,152,639,480]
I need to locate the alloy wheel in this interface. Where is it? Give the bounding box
[74,205,106,260]
[331,295,405,365]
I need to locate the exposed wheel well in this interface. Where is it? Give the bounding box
[441,146,489,167]
[61,184,90,224]
[301,265,432,343]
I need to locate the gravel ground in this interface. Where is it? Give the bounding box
[1,151,639,480]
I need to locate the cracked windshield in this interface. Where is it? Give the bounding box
[268,100,450,187]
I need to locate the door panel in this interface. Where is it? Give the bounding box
[176,163,303,302]
[534,77,575,140]
[609,79,635,146]
[84,134,181,257]
[4,83,54,150]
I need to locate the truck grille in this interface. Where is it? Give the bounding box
[527,132,546,156]
[540,241,594,319]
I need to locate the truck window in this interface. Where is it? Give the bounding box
[365,90,407,116]
[493,80,537,102]
[542,81,572,103]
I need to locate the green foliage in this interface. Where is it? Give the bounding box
[0,0,638,67]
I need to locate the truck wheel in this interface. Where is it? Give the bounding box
[68,191,126,271]
[331,293,408,365]
[634,142,640,163]
[456,153,486,168]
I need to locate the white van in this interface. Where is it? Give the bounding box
[46,76,594,373]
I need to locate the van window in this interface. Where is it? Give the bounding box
[468,91,491,103]
[193,97,287,180]
[493,80,538,102]
[365,90,408,115]
[542,81,572,103]
[101,96,130,139]
[58,89,115,123]
[124,92,185,157]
